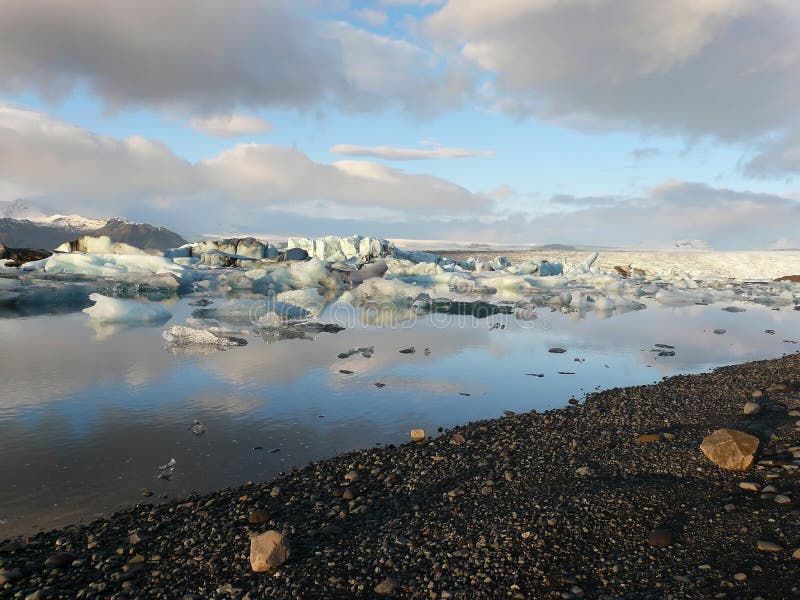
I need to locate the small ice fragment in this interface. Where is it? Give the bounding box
[189,420,206,436]
[157,458,176,480]
[399,347,415,354]
[162,325,247,347]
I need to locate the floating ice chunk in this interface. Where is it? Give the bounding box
[287,235,390,261]
[83,293,172,324]
[162,325,247,346]
[55,235,150,255]
[385,259,443,277]
[391,247,443,265]
[198,249,261,268]
[276,288,326,317]
[157,458,176,480]
[655,289,708,304]
[350,260,389,284]
[567,252,599,275]
[23,253,186,279]
[357,278,420,303]
[187,237,277,260]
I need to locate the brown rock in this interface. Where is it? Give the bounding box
[774,275,800,283]
[637,433,662,443]
[757,540,782,552]
[249,531,290,572]
[743,402,761,415]
[614,265,631,278]
[248,510,269,524]
[410,429,425,442]
[700,429,759,471]
[374,579,397,596]
[44,552,75,569]
[450,433,466,446]
[767,382,797,393]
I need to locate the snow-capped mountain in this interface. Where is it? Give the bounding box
[1,200,106,232]
[0,201,186,250]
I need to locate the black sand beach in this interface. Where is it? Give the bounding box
[2,353,799,599]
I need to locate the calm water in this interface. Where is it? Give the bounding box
[1,297,799,537]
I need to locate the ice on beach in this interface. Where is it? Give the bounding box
[162,325,247,347]
[83,293,172,324]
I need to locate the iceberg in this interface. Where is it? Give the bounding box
[56,236,151,255]
[23,253,186,279]
[83,293,172,323]
[567,252,599,275]
[287,235,390,262]
[162,325,247,347]
[187,237,278,260]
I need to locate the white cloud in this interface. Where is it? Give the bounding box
[0,0,474,116]
[329,143,494,160]
[189,114,272,138]
[326,21,474,114]
[426,0,800,142]
[743,130,800,178]
[0,104,489,219]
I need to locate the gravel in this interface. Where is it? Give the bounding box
[2,353,800,598]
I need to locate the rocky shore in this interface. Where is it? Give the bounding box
[2,354,800,599]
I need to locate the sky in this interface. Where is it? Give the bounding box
[0,0,799,249]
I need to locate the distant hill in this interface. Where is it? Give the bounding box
[91,218,187,250]
[534,243,577,251]
[0,217,186,251]
[0,218,77,249]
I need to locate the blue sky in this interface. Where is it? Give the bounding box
[1,0,799,249]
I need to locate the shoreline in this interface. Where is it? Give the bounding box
[2,353,799,598]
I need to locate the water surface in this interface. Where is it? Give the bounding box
[1,298,798,537]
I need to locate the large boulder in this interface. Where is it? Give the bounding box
[250,530,290,572]
[700,428,759,471]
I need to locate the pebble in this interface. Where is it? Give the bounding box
[738,481,759,491]
[756,540,783,552]
[743,402,761,415]
[43,552,75,569]
[248,510,269,524]
[410,429,425,442]
[374,579,397,596]
[733,573,747,582]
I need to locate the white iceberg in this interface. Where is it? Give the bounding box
[83,293,172,323]
[162,325,247,346]
[287,235,389,262]
[55,235,150,255]
[23,253,186,279]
